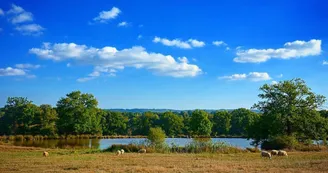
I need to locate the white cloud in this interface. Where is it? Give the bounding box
[323,61,328,65]
[30,42,202,81]
[188,39,205,47]
[192,58,197,62]
[7,4,24,14]
[0,8,4,16]
[271,81,278,85]
[212,41,227,46]
[153,37,205,49]
[226,47,230,51]
[15,63,40,69]
[118,21,128,27]
[0,67,26,76]
[93,7,121,23]
[11,11,33,24]
[234,39,322,63]
[220,72,271,82]
[277,74,283,78]
[15,24,44,35]
[6,4,44,36]
[66,63,71,67]
[137,34,142,39]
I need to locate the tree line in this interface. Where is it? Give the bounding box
[1,78,328,147]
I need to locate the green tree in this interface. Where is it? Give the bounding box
[319,110,328,118]
[33,104,58,136]
[133,112,159,135]
[160,112,184,136]
[56,91,102,135]
[252,78,326,137]
[0,97,36,135]
[230,108,259,136]
[211,110,231,136]
[190,110,212,136]
[101,111,128,135]
[147,127,166,146]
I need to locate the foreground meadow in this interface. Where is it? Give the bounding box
[0,145,327,173]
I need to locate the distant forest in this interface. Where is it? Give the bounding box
[1,78,328,147]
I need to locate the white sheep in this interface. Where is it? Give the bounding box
[271,150,278,156]
[120,149,125,154]
[43,151,49,157]
[278,150,288,157]
[138,148,146,153]
[116,150,121,156]
[261,151,272,159]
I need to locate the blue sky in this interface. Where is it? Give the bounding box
[0,0,328,109]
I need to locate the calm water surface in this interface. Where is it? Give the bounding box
[11,138,253,150]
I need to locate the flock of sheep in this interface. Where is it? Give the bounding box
[116,148,147,156]
[43,149,287,159]
[261,150,288,159]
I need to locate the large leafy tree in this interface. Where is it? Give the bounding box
[190,110,212,136]
[101,111,128,135]
[211,110,231,136]
[252,78,326,138]
[56,91,102,135]
[160,111,184,136]
[32,104,58,136]
[230,108,259,136]
[0,97,36,135]
[132,112,159,135]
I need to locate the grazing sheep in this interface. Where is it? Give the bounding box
[271,150,279,156]
[120,149,125,154]
[116,150,121,156]
[261,151,272,159]
[43,151,49,157]
[138,149,146,153]
[278,150,288,157]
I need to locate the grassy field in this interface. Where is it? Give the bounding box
[0,145,328,173]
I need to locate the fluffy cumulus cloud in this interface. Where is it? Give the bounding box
[219,72,271,82]
[188,39,205,47]
[118,21,128,27]
[153,37,205,49]
[93,7,121,23]
[323,61,328,65]
[15,24,44,35]
[212,41,227,46]
[15,63,40,69]
[29,42,202,82]
[0,63,40,77]
[0,67,26,76]
[5,4,44,35]
[11,11,33,24]
[234,39,322,63]
[271,81,278,85]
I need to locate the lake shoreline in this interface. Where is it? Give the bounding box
[0,135,247,141]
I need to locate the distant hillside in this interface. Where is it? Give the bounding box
[107,108,260,113]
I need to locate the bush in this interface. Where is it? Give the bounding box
[246,147,261,153]
[24,135,34,141]
[147,127,166,146]
[15,135,24,141]
[104,144,145,153]
[261,135,299,150]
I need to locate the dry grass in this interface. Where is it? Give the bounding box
[0,145,328,173]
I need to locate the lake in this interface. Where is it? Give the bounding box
[10,138,253,150]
